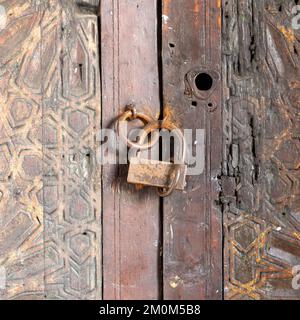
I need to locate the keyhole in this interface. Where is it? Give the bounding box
[195,73,213,91]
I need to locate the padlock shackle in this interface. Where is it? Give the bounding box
[117,106,187,197]
[137,121,186,164]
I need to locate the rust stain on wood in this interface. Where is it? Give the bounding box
[101,0,161,300]
[162,0,223,300]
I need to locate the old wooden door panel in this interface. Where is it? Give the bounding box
[0,0,44,299]
[101,0,161,299]
[222,0,300,300]
[162,0,222,299]
[0,0,101,299]
[1,0,299,302]
[43,0,102,300]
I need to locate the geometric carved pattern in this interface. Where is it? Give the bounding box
[0,0,44,300]
[225,213,289,300]
[2,0,298,301]
[42,0,101,300]
[0,0,101,300]
[223,0,300,300]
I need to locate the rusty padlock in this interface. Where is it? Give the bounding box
[117,106,187,197]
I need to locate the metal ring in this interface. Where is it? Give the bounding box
[117,107,186,198]
[138,121,186,164]
[117,109,160,150]
[125,104,138,119]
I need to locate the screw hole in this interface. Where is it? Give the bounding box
[195,73,213,91]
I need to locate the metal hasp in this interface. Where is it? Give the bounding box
[117,106,187,197]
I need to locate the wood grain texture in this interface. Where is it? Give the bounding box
[2,0,300,301]
[161,0,223,300]
[0,0,46,300]
[101,0,161,300]
[43,0,102,300]
[222,0,300,300]
[0,0,102,300]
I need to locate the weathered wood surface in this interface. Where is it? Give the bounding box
[162,0,223,299]
[222,0,300,300]
[101,0,161,299]
[1,0,300,301]
[0,0,101,299]
[0,1,45,299]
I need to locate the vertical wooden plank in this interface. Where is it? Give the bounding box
[41,0,102,300]
[0,0,45,300]
[101,0,161,300]
[222,0,300,300]
[162,0,223,299]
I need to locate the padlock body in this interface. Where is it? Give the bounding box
[127,157,187,190]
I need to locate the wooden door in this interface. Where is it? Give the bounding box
[101,0,222,300]
[0,0,102,300]
[0,0,299,301]
[222,0,300,300]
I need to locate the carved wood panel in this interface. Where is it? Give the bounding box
[1,0,299,301]
[222,0,300,300]
[0,0,101,300]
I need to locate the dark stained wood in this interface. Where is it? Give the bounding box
[161,0,223,299]
[101,0,161,300]
[222,0,300,300]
